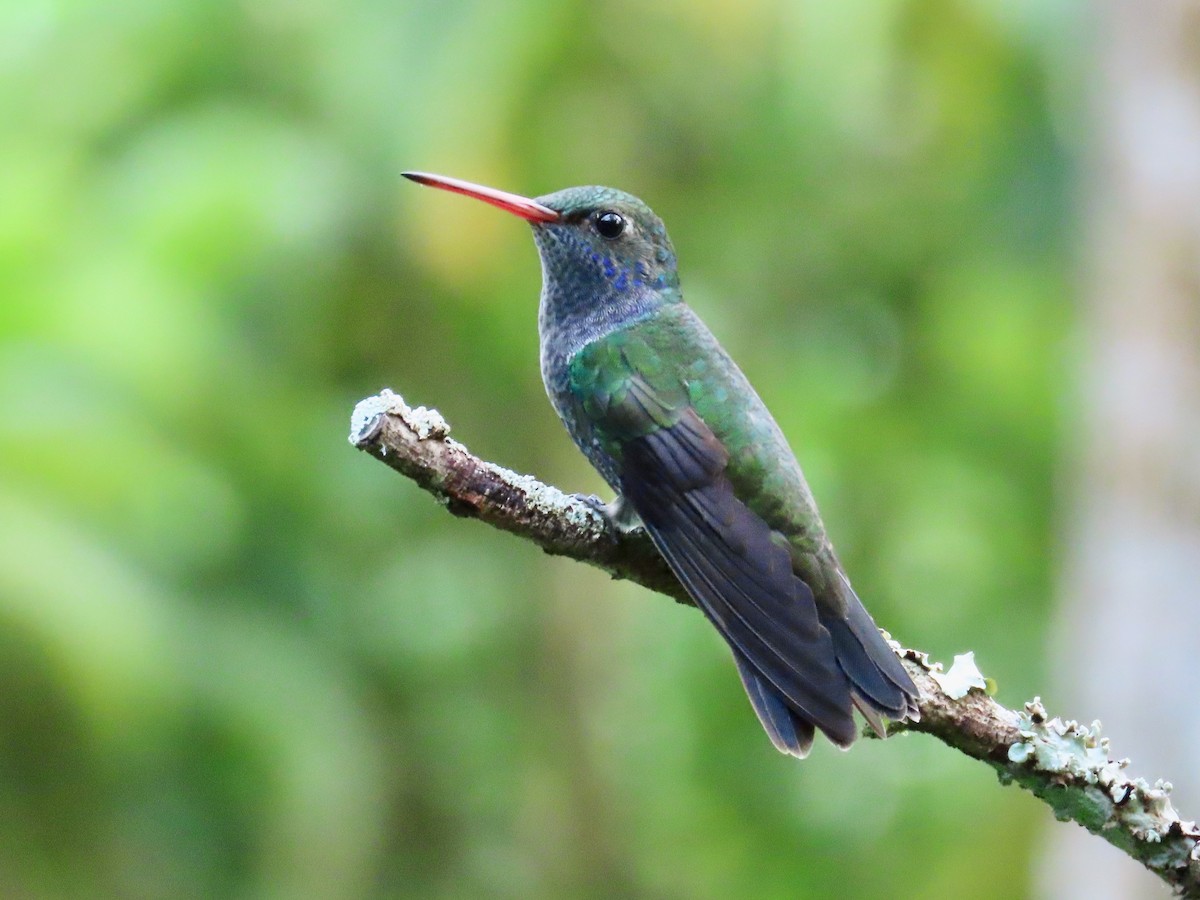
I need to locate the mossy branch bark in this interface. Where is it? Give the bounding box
[350,388,1200,896]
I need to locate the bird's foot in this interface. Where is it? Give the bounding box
[570,492,608,513]
[569,493,644,534]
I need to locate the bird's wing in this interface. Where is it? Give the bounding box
[569,336,859,749]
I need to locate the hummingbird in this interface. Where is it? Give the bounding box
[403,171,920,757]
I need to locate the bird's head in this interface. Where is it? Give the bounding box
[526,184,679,297]
[403,173,681,333]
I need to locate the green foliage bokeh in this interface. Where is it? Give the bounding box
[0,1,1077,897]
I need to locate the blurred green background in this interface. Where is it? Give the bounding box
[0,1,1082,897]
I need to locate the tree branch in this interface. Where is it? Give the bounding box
[350,388,1200,896]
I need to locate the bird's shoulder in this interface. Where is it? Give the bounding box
[565,309,690,438]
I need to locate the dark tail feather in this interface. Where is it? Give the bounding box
[824,581,920,723]
[733,650,818,757]
[853,694,888,738]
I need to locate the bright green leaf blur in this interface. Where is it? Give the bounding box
[1,1,1076,896]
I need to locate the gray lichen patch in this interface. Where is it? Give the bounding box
[350,390,451,445]
[349,391,402,445]
[488,465,611,540]
[900,647,934,670]
[405,403,450,441]
[930,652,988,700]
[1004,698,1200,881]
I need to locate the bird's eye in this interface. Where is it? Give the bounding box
[593,210,625,239]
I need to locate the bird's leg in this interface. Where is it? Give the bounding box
[606,494,643,532]
[570,492,643,534]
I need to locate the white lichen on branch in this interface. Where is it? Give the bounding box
[1004,699,1200,882]
[351,389,449,443]
[351,388,1200,896]
[930,651,989,700]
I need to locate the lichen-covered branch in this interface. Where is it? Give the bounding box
[350,389,1200,896]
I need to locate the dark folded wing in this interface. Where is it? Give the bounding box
[619,408,859,748]
[732,648,816,757]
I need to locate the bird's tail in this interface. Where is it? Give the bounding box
[821,578,920,728]
[733,589,918,758]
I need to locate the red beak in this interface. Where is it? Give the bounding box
[402,172,560,223]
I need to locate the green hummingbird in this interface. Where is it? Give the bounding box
[403,172,919,756]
